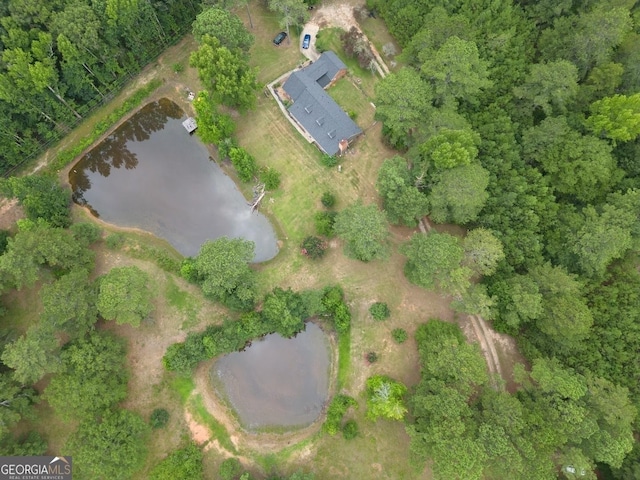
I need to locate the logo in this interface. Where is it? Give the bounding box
[0,456,72,480]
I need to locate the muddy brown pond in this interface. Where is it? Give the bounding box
[69,98,278,261]
[212,323,331,430]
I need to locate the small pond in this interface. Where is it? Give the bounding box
[212,323,331,430]
[69,98,278,261]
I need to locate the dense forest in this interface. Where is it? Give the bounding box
[367,0,640,477]
[0,0,200,173]
[2,0,640,478]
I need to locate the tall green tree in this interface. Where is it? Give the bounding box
[585,93,640,144]
[419,36,492,106]
[44,332,128,421]
[192,7,253,52]
[428,164,490,225]
[40,269,98,336]
[374,68,433,149]
[97,266,153,327]
[513,60,579,115]
[365,374,407,421]
[193,237,257,310]
[0,373,36,437]
[400,232,470,296]
[268,0,308,44]
[376,156,429,226]
[1,326,60,384]
[189,35,256,110]
[462,228,505,277]
[67,409,149,480]
[334,202,390,262]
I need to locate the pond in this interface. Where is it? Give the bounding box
[212,323,331,430]
[69,98,278,261]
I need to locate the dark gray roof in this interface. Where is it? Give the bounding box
[282,52,362,156]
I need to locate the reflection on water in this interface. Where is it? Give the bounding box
[213,323,331,430]
[69,99,278,261]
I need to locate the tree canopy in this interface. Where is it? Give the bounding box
[334,202,390,262]
[97,266,153,327]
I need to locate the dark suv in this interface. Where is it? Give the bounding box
[273,32,287,46]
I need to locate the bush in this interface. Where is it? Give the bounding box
[323,394,357,435]
[392,328,408,344]
[70,222,102,247]
[321,154,338,168]
[172,62,184,73]
[366,351,378,363]
[369,302,390,321]
[301,236,327,259]
[342,419,359,439]
[105,233,125,250]
[260,167,281,190]
[0,230,10,255]
[219,458,242,480]
[321,191,336,208]
[150,408,169,429]
[229,147,257,182]
[314,211,337,237]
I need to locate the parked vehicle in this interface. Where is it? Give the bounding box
[273,31,287,46]
[302,34,311,49]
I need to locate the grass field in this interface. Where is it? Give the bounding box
[4,2,450,479]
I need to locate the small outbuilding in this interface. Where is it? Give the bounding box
[182,117,197,133]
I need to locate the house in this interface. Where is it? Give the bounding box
[282,51,362,156]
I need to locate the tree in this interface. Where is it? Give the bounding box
[489,274,544,331]
[1,326,59,384]
[376,156,429,226]
[150,444,203,480]
[40,269,98,336]
[189,35,257,110]
[1,175,70,227]
[67,409,148,480]
[268,0,309,44]
[261,287,306,338]
[462,228,505,277]
[419,36,492,106]
[400,232,470,296]
[538,7,632,78]
[522,116,618,202]
[228,146,257,182]
[193,237,257,310]
[585,93,640,144]
[192,90,236,145]
[97,266,153,327]
[44,332,128,421]
[192,7,253,52]
[569,204,634,278]
[417,128,480,171]
[513,60,579,115]
[374,68,433,149]
[366,374,407,421]
[334,202,390,262]
[0,373,36,438]
[529,263,593,346]
[428,164,490,225]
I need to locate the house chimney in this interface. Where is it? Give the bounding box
[338,139,349,156]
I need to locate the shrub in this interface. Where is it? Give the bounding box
[219,458,242,480]
[342,419,359,439]
[314,211,337,237]
[105,233,125,250]
[366,351,378,363]
[0,230,10,255]
[321,154,338,168]
[321,191,336,208]
[369,302,390,321]
[172,62,184,73]
[180,257,199,282]
[260,167,281,190]
[150,408,169,429]
[229,147,257,182]
[301,236,327,259]
[323,394,357,435]
[70,222,102,247]
[392,328,408,344]
[341,26,374,69]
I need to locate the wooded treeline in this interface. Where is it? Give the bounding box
[0,0,200,174]
[368,0,640,477]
